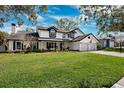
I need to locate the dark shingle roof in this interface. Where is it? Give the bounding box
[7,31,39,40]
[72,35,88,42]
[70,28,85,34]
[37,26,66,33]
[37,26,85,34]
[27,32,39,37]
[72,33,99,42]
[37,26,48,30]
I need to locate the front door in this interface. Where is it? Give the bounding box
[60,42,64,50]
[106,39,110,47]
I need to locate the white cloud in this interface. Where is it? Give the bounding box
[90,22,96,25]
[37,14,45,22]
[68,5,77,9]
[0,15,45,33]
[52,7,61,11]
[0,23,12,34]
[16,25,36,32]
[1,24,37,34]
[48,15,72,20]
[48,14,89,23]
[48,7,61,14]
[48,10,55,14]
[37,22,49,27]
[42,23,48,26]
[0,27,11,34]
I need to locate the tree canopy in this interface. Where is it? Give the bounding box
[25,27,35,32]
[56,18,78,32]
[0,31,8,45]
[0,5,47,27]
[78,5,124,35]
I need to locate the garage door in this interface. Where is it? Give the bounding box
[80,43,97,51]
[88,43,96,51]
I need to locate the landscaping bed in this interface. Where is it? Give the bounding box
[104,48,124,52]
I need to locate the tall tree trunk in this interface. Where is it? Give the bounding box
[120,41,122,53]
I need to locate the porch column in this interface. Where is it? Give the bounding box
[38,41,44,50]
[8,40,13,51]
[56,42,60,50]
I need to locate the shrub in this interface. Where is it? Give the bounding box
[25,47,32,53]
[33,49,42,53]
[104,47,124,52]
[41,48,44,52]
[97,43,103,50]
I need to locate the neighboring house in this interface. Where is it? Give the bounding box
[115,35,124,47]
[7,24,99,51]
[99,37,115,48]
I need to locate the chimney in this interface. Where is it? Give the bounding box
[11,23,16,34]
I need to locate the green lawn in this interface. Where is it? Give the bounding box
[0,52,124,88]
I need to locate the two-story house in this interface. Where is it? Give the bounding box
[7,24,99,51]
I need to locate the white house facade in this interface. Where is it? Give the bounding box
[7,24,99,51]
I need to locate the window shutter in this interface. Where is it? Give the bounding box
[22,43,23,50]
[13,41,15,50]
[37,42,38,49]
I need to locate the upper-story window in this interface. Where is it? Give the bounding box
[49,29,56,38]
[70,33,74,38]
[16,41,22,50]
[68,33,74,38]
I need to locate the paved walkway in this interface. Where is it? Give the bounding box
[90,50,124,57]
[111,77,124,88]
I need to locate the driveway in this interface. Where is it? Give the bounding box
[90,50,124,57]
[111,77,124,88]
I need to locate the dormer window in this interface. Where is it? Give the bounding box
[70,33,74,38]
[49,29,56,38]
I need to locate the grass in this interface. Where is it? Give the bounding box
[104,48,124,52]
[0,52,124,88]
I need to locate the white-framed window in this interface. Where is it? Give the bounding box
[49,29,56,38]
[47,42,56,49]
[16,41,22,50]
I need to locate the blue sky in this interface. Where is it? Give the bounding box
[0,5,99,35]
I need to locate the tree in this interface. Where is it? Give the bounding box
[0,31,8,47]
[26,27,35,32]
[56,18,78,32]
[78,5,124,34]
[0,5,47,27]
[78,5,124,52]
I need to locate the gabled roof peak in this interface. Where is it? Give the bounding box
[37,26,85,34]
[70,28,85,34]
